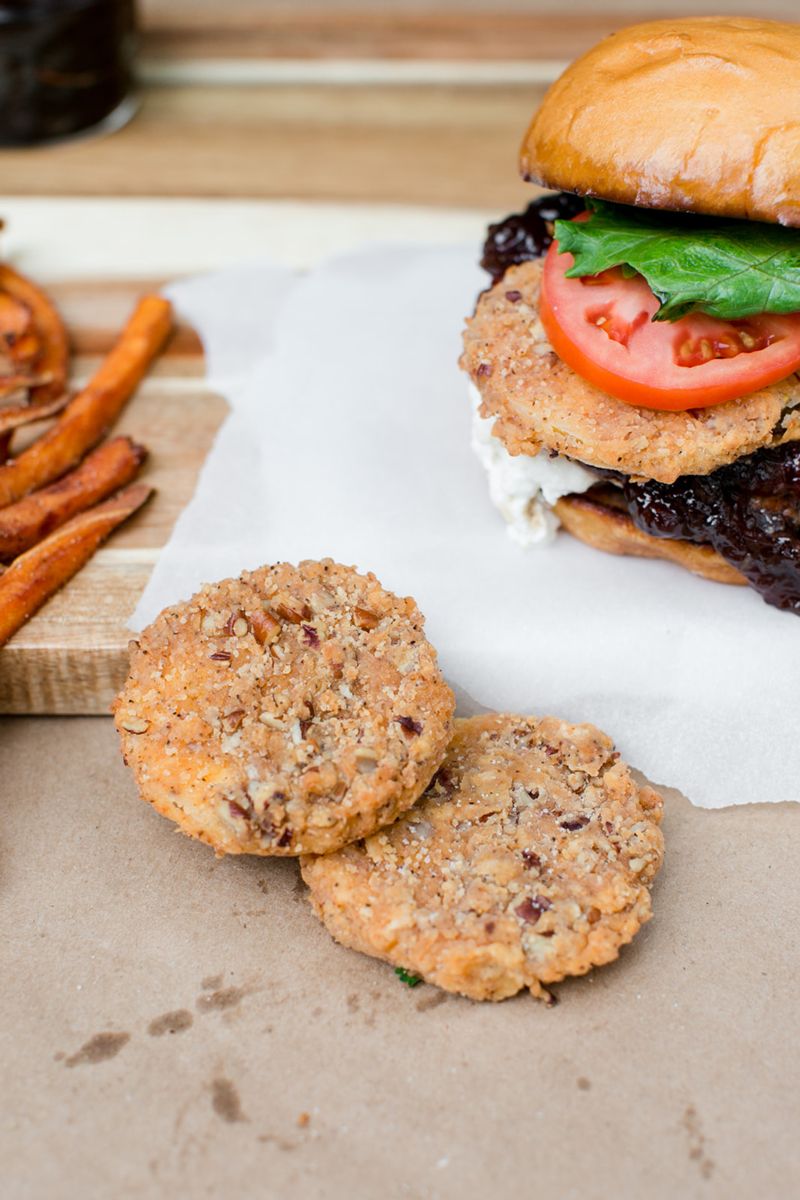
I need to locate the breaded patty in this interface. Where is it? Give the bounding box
[462,260,800,484]
[301,714,664,1002]
[114,560,455,856]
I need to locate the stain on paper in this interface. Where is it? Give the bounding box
[64,1032,130,1067]
[682,1104,715,1179]
[148,1009,194,1037]
[197,986,247,1014]
[211,1077,246,1123]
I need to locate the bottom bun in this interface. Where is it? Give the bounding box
[554,486,746,587]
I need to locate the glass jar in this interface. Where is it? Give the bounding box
[0,0,138,146]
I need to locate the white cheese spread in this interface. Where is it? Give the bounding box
[469,382,597,547]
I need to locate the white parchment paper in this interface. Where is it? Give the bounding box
[134,245,800,808]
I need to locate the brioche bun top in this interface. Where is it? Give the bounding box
[520,17,800,226]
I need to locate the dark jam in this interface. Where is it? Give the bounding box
[481,192,585,283]
[620,441,800,613]
[0,0,136,146]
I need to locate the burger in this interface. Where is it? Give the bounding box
[461,16,800,613]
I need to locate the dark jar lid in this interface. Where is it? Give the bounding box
[0,0,138,146]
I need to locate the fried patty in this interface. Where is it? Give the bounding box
[461,260,800,484]
[302,713,664,1002]
[114,560,455,857]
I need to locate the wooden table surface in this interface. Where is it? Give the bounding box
[2,1,797,208]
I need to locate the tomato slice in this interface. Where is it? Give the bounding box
[540,239,800,411]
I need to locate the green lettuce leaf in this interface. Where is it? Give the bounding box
[553,200,800,322]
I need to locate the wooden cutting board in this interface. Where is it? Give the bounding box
[0,279,226,714]
[0,196,488,715]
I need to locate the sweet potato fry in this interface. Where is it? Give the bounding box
[0,290,40,388]
[0,264,69,406]
[0,435,147,560]
[0,482,153,648]
[0,294,171,509]
[0,391,69,437]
